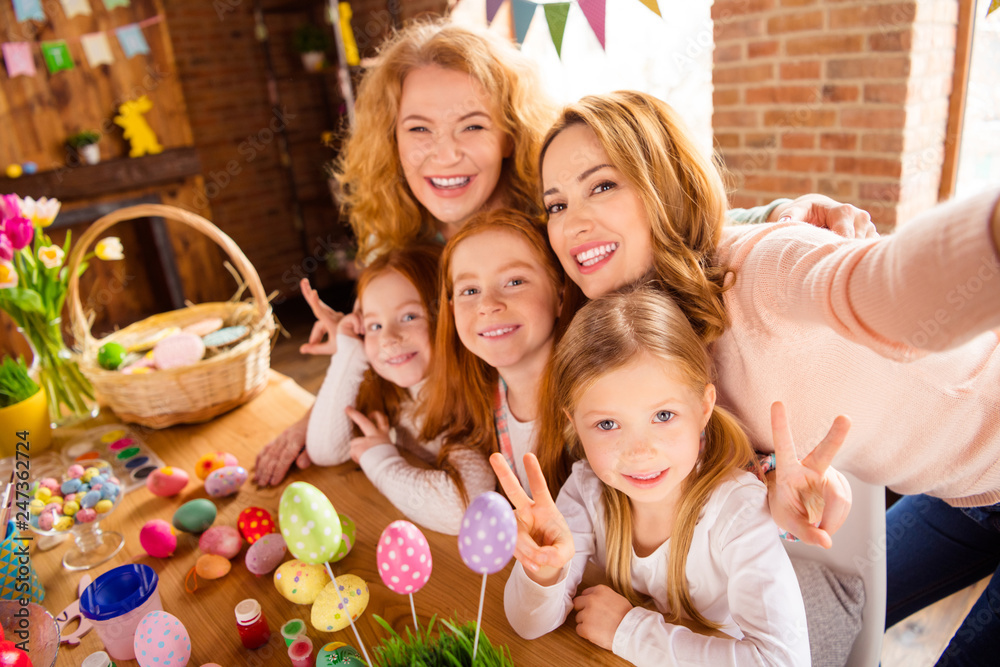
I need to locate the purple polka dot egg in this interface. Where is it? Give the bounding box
[458,491,517,575]
[134,610,191,667]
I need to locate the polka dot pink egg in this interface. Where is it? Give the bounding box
[376,520,432,594]
[134,610,191,667]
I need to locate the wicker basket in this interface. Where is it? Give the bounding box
[66,204,276,429]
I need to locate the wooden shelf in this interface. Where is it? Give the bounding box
[3,147,201,202]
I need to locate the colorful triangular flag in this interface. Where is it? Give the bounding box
[543,3,570,57]
[510,0,536,45]
[40,40,74,73]
[988,0,999,17]
[58,0,91,17]
[486,0,503,24]
[636,0,660,16]
[103,0,130,9]
[1,42,36,77]
[578,0,606,50]
[116,24,150,58]
[81,32,115,67]
[12,0,45,22]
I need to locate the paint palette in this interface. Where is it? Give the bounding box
[60,424,167,493]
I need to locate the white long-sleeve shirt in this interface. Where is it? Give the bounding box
[504,460,810,666]
[305,335,496,535]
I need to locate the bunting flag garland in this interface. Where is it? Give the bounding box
[116,24,150,58]
[81,32,114,66]
[486,0,503,23]
[543,3,570,57]
[577,0,606,49]
[59,0,92,18]
[510,0,537,45]
[12,0,45,22]
[102,0,130,9]
[989,0,999,17]
[1,42,36,77]
[40,40,74,73]
[637,0,660,16]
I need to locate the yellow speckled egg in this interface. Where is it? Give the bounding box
[310,574,369,632]
[82,467,100,483]
[95,499,114,514]
[54,516,74,531]
[273,559,331,604]
[63,501,80,516]
[35,487,52,502]
[29,499,45,515]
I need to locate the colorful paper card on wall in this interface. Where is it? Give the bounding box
[81,33,114,67]
[41,40,74,74]
[59,0,91,17]
[1,42,36,77]
[12,0,45,22]
[116,24,150,58]
[102,0,129,9]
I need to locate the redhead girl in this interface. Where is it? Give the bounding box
[419,208,567,491]
[300,244,494,535]
[537,90,1000,663]
[495,285,828,665]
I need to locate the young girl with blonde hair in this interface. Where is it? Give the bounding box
[304,244,494,534]
[419,208,570,490]
[495,285,828,664]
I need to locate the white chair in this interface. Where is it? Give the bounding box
[783,471,886,667]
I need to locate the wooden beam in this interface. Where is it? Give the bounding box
[0,147,201,202]
[939,0,976,201]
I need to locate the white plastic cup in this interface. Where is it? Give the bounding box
[80,564,162,660]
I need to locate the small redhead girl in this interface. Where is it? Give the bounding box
[419,208,570,492]
[304,244,495,535]
[493,285,842,665]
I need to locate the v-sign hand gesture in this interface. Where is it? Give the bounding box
[490,452,575,587]
[770,401,853,549]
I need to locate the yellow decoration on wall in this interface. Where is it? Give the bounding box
[114,96,163,157]
[339,2,360,67]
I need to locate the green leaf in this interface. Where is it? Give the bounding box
[3,287,44,313]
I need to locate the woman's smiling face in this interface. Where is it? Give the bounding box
[396,65,510,234]
[541,123,654,299]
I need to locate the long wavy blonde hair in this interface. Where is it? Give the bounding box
[539,90,732,344]
[542,284,758,632]
[335,19,556,262]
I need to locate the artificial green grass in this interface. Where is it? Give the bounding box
[371,614,515,667]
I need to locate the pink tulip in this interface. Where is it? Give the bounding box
[0,194,20,222]
[4,216,33,251]
[0,234,12,262]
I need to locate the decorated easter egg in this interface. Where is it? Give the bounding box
[172,498,217,533]
[458,491,517,575]
[195,452,238,480]
[181,317,223,337]
[204,465,247,498]
[67,464,85,479]
[311,574,370,632]
[75,508,97,523]
[134,611,191,667]
[38,511,55,531]
[140,519,177,558]
[152,332,206,370]
[376,520,432,594]
[237,506,275,544]
[330,513,356,563]
[245,533,286,575]
[80,490,101,509]
[198,525,243,559]
[315,642,367,666]
[273,559,331,604]
[54,516,74,531]
[97,341,128,370]
[146,466,190,497]
[195,553,231,580]
[94,499,114,514]
[278,482,342,564]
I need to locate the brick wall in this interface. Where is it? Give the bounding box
[712,0,958,228]
[162,0,446,299]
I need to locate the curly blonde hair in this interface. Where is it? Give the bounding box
[335,19,556,263]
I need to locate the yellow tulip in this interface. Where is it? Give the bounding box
[95,237,124,261]
[0,261,17,289]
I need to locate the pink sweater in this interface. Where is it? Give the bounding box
[713,188,1000,508]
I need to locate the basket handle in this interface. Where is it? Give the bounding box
[65,204,271,348]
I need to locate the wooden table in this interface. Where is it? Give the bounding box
[30,371,628,666]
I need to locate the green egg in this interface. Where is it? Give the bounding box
[172,498,217,533]
[97,341,128,370]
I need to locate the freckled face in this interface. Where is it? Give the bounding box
[360,270,432,389]
[396,65,511,235]
[542,124,654,298]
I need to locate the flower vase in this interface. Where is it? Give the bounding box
[18,321,98,429]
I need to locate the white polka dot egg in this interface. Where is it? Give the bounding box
[376,520,432,594]
[134,610,191,667]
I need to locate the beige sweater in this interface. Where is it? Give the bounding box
[713,188,1000,507]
